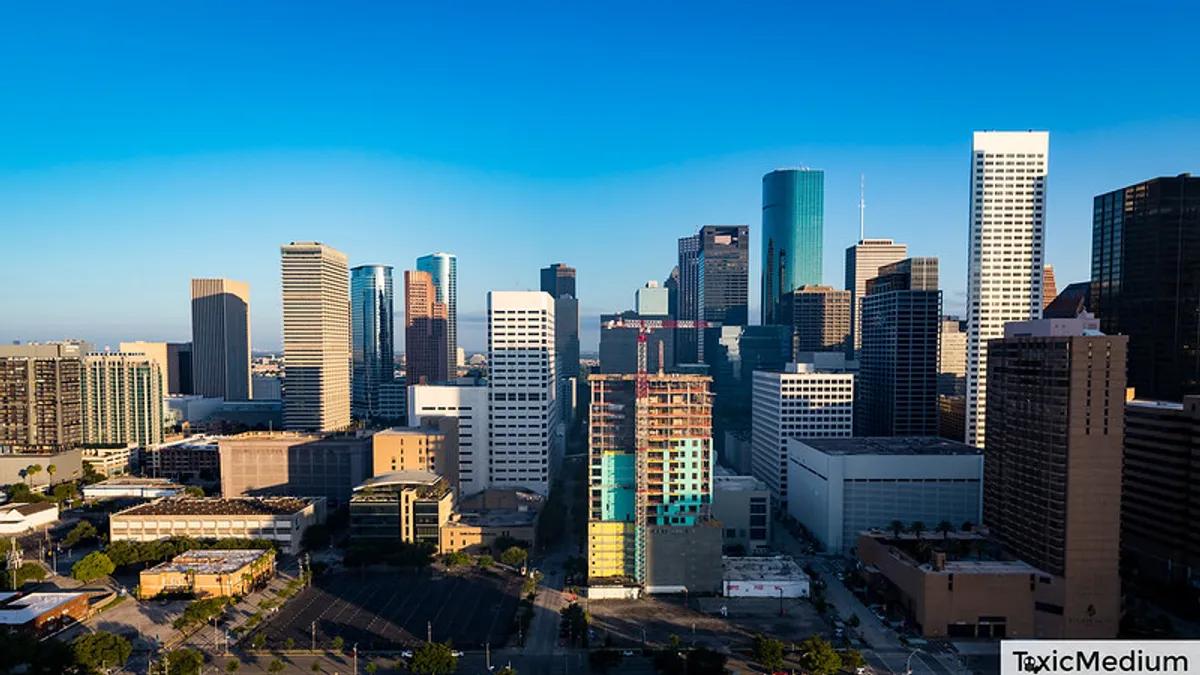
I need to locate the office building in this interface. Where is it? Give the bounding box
[599,310,673,375]
[408,384,489,496]
[587,373,713,586]
[1121,396,1200,588]
[983,315,1126,638]
[712,474,771,554]
[845,239,907,358]
[82,477,184,500]
[541,264,580,426]
[0,344,83,452]
[676,234,701,363]
[404,269,449,385]
[762,168,824,325]
[80,444,136,477]
[1042,264,1058,310]
[109,497,325,555]
[540,263,576,299]
[119,342,192,396]
[1092,174,1200,402]
[281,242,350,432]
[635,281,669,317]
[143,435,220,481]
[857,258,941,436]
[0,593,90,637]
[785,285,851,356]
[750,363,854,510]
[787,437,983,554]
[699,225,749,326]
[83,352,164,447]
[251,375,282,401]
[138,549,276,599]
[938,316,968,442]
[488,291,558,495]
[440,508,540,555]
[416,253,458,379]
[218,432,372,507]
[965,131,1049,447]
[372,423,459,490]
[376,379,408,424]
[706,325,790,462]
[350,265,395,419]
[1043,281,1091,319]
[190,279,251,401]
[349,471,454,545]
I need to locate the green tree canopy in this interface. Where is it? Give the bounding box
[839,649,866,670]
[52,482,78,504]
[332,636,344,650]
[409,641,458,675]
[751,634,785,671]
[268,658,286,673]
[173,597,229,630]
[150,649,204,675]
[443,551,471,567]
[72,631,132,674]
[72,551,115,582]
[799,635,842,675]
[499,546,527,567]
[476,554,495,567]
[64,520,99,547]
[226,658,241,673]
[2,562,47,590]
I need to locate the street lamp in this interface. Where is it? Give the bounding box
[904,649,919,675]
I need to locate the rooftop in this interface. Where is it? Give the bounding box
[451,510,539,528]
[115,497,316,517]
[799,437,981,457]
[714,476,767,492]
[89,477,184,488]
[0,502,56,518]
[144,549,272,575]
[0,593,87,624]
[355,470,443,491]
[1127,399,1185,411]
[723,556,809,582]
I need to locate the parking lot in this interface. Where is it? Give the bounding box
[587,594,832,651]
[249,569,523,651]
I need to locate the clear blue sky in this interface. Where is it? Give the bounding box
[2,1,1197,352]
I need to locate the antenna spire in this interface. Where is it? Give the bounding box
[859,174,866,241]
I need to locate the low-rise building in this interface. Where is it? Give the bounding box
[0,592,89,635]
[645,522,724,595]
[0,447,83,490]
[81,444,137,477]
[786,437,983,554]
[0,503,58,535]
[722,556,810,598]
[371,424,459,489]
[143,435,221,481]
[83,477,186,501]
[712,474,771,554]
[439,510,538,554]
[138,549,276,599]
[109,497,325,555]
[349,471,453,546]
[219,432,372,507]
[857,531,1059,639]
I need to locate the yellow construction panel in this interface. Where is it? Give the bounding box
[587,521,636,578]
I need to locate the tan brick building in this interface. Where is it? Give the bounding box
[139,549,276,599]
[371,421,459,489]
[110,497,325,555]
[219,432,372,506]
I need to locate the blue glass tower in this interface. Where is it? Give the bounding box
[417,252,457,376]
[762,168,824,325]
[350,265,394,419]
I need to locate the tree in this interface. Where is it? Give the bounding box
[839,649,866,671]
[26,464,42,485]
[64,520,99,547]
[184,485,205,498]
[286,637,295,650]
[499,546,527,567]
[269,659,286,673]
[174,597,229,630]
[496,667,518,675]
[332,636,345,651]
[889,520,905,538]
[252,633,267,649]
[961,520,973,532]
[847,613,860,628]
[799,636,842,675]
[560,602,590,647]
[226,658,242,673]
[750,634,785,672]
[72,631,132,674]
[688,647,727,675]
[311,662,323,673]
[365,663,378,675]
[46,464,56,481]
[151,649,204,675]
[301,524,331,551]
[409,641,458,675]
[476,554,495,567]
[81,461,104,485]
[910,521,926,539]
[443,551,471,567]
[72,551,115,582]
[52,482,78,504]
[937,520,953,541]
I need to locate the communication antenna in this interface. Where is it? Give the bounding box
[859,174,866,241]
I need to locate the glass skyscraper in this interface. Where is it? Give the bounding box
[762,168,824,325]
[350,265,395,419]
[416,252,457,375]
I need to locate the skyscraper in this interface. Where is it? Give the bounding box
[938,317,968,442]
[676,234,701,363]
[965,131,1049,447]
[1042,264,1058,310]
[857,258,941,437]
[190,278,251,401]
[845,239,907,358]
[83,351,164,447]
[785,285,851,357]
[404,270,449,385]
[416,253,457,378]
[762,168,824,325]
[0,344,83,452]
[350,265,395,419]
[699,225,749,326]
[281,242,350,432]
[488,291,557,495]
[1092,174,1200,402]
[540,263,576,299]
[541,263,580,423]
[983,315,1125,638]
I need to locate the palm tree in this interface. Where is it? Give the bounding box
[889,520,905,538]
[26,464,42,486]
[937,520,953,542]
[46,464,57,482]
[910,521,926,540]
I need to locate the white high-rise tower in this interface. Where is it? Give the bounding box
[965,131,1049,447]
[282,242,351,432]
[487,291,558,495]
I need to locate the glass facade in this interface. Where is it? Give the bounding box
[762,169,824,325]
[350,265,395,419]
[416,253,457,377]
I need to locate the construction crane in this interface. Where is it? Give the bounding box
[602,316,708,583]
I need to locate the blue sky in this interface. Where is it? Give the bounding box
[2,1,1197,352]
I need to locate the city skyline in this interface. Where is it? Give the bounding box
[3,5,1198,351]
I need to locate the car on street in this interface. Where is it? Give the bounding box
[622,650,635,657]
[451,650,464,657]
[400,651,413,658]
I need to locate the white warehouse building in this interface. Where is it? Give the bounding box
[786,437,983,555]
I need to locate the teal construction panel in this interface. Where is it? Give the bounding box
[601,453,636,522]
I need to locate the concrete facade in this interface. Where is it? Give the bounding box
[0,344,84,453]
[82,352,164,447]
[845,239,908,358]
[139,548,276,599]
[110,497,325,555]
[645,522,724,594]
[372,423,459,489]
[408,384,489,495]
[190,279,252,401]
[349,471,453,546]
[218,432,372,507]
[712,475,771,554]
[0,447,83,489]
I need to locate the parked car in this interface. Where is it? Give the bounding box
[400,651,413,659]
[622,650,635,657]
[451,650,464,657]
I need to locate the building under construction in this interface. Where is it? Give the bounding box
[587,373,720,591]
